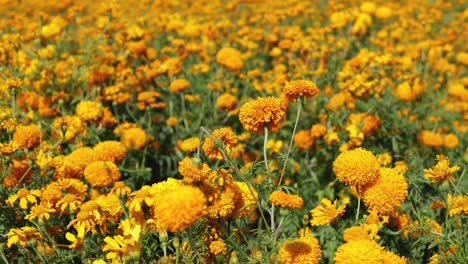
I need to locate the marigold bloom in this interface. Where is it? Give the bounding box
[6,226,43,248]
[343,224,380,242]
[239,97,286,133]
[203,127,238,160]
[310,124,327,138]
[283,80,319,101]
[394,79,424,101]
[216,47,243,71]
[52,115,84,142]
[93,141,127,164]
[447,193,468,216]
[293,130,314,150]
[180,137,200,152]
[151,185,206,232]
[334,240,384,264]
[170,78,190,93]
[84,161,121,188]
[75,100,103,122]
[332,147,380,186]
[361,168,408,215]
[278,236,322,264]
[205,183,242,219]
[166,116,179,126]
[7,188,41,209]
[3,159,33,188]
[56,193,83,213]
[216,93,237,111]
[310,198,349,226]
[388,210,412,237]
[178,157,213,182]
[25,203,56,222]
[443,134,459,149]
[121,127,147,149]
[12,124,41,149]
[209,239,227,255]
[136,91,166,110]
[423,154,460,184]
[269,190,304,209]
[234,181,258,218]
[419,130,444,147]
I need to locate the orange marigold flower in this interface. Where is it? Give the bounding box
[447,193,468,216]
[443,133,459,149]
[170,78,190,93]
[178,157,213,182]
[209,239,227,256]
[334,240,384,264]
[93,141,127,164]
[332,147,380,186]
[216,47,243,71]
[423,154,460,184]
[180,137,200,152]
[361,114,380,135]
[283,80,319,101]
[137,91,166,110]
[310,124,327,138]
[361,168,408,215]
[419,130,444,147]
[121,127,147,149]
[52,115,84,142]
[388,210,412,237]
[203,127,238,160]
[2,159,33,188]
[205,183,242,219]
[75,100,103,122]
[12,124,41,149]
[216,93,237,111]
[239,97,286,133]
[84,161,121,188]
[310,198,349,226]
[278,236,322,264]
[151,185,206,232]
[343,224,380,242]
[293,129,314,150]
[166,116,179,126]
[269,190,304,209]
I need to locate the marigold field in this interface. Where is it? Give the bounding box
[0,0,467,263]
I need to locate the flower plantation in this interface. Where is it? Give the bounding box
[0,0,466,263]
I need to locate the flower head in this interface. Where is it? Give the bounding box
[216,47,243,71]
[278,236,322,264]
[269,190,304,209]
[178,157,213,182]
[332,147,380,186]
[310,198,349,226]
[424,154,460,184]
[334,239,406,264]
[283,80,319,101]
[447,193,468,216]
[93,141,127,164]
[6,226,43,248]
[170,78,190,93]
[75,100,103,122]
[84,161,121,188]
[203,127,238,160]
[239,97,286,133]
[12,124,41,149]
[7,188,41,209]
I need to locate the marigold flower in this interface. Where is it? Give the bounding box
[216,47,243,71]
[234,181,258,218]
[121,127,147,149]
[334,240,384,264]
[12,124,41,149]
[388,210,412,237]
[343,224,380,242]
[283,80,319,101]
[6,226,43,248]
[423,154,460,184]
[110,181,132,198]
[203,127,238,160]
[269,190,304,209]
[84,161,121,188]
[56,193,83,213]
[239,97,286,133]
[137,91,166,110]
[361,168,408,215]
[3,159,33,188]
[151,185,206,232]
[52,115,84,142]
[310,198,349,226]
[278,236,322,264]
[332,147,380,186]
[443,134,459,149]
[205,183,242,219]
[293,130,314,150]
[310,124,327,138]
[216,93,237,111]
[447,193,468,216]
[93,141,127,164]
[166,116,179,126]
[7,188,41,209]
[75,100,103,122]
[419,130,444,147]
[178,157,213,182]
[209,239,227,255]
[180,137,200,152]
[25,203,56,223]
[170,78,190,93]
[375,6,393,20]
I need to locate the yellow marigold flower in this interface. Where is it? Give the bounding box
[25,203,56,223]
[6,226,43,248]
[447,193,468,216]
[75,100,103,122]
[423,154,460,184]
[180,137,200,152]
[3,159,33,188]
[0,141,18,155]
[137,91,166,110]
[84,161,121,188]
[239,97,286,133]
[310,124,327,138]
[324,131,340,145]
[170,78,190,93]
[178,157,213,182]
[203,127,238,160]
[56,193,83,213]
[166,116,179,126]
[40,183,63,205]
[7,188,41,209]
[394,161,408,174]
[121,127,147,149]
[419,130,444,147]
[332,147,380,186]
[334,239,384,264]
[310,198,349,226]
[362,114,380,135]
[216,47,243,71]
[93,141,127,164]
[66,223,86,250]
[343,224,380,242]
[443,133,459,149]
[52,115,84,142]
[210,239,227,255]
[234,181,258,218]
[293,130,314,150]
[361,168,408,215]
[217,93,237,111]
[278,236,322,264]
[283,80,319,101]
[269,190,304,209]
[376,152,392,167]
[102,234,140,261]
[12,124,41,149]
[205,183,242,219]
[110,181,132,198]
[375,6,393,20]
[151,185,206,232]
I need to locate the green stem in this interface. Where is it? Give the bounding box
[355,187,361,224]
[263,126,270,178]
[278,99,301,186]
